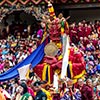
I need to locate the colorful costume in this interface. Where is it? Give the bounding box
[34,2,86,84]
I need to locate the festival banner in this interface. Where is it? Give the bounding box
[61,36,69,79]
[18,64,30,80]
[0,37,49,81]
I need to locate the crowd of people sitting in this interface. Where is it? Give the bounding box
[0,19,99,100]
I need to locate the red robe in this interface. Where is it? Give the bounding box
[84,26,91,37]
[81,85,94,100]
[69,47,86,77]
[78,26,84,38]
[69,27,78,44]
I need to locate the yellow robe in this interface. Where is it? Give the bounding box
[42,88,52,100]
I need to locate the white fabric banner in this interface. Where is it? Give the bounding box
[17,64,30,80]
[62,34,67,55]
[53,73,59,91]
[61,36,69,79]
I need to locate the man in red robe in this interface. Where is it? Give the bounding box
[76,78,94,100]
[84,24,92,38]
[69,23,78,44]
[77,22,84,38]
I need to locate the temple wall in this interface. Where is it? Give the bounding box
[69,8,100,23]
[6,12,35,25]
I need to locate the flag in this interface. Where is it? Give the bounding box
[17,64,30,80]
[61,35,86,83]
[61,36,70,79]
[62,34,67,55]
[0,37,49,81]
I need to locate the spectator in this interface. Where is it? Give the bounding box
[15,82,33,100]
[33,81,47,100]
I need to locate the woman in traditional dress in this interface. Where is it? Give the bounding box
[15,82,33,100]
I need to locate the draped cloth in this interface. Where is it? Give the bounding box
[61,36,70,79]
[17,64,30,80]
[0,37,49,81]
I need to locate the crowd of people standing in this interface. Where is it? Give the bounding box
[0,19,99,100]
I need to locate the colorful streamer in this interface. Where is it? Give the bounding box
[48,1,56,19]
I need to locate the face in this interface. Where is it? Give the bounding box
[78,80,84,87]
[14,83,18,88]
[87,80,92,87]
[85,24,87,27]
[41,84,45,88]
[33,86,41,92]
[67,80,73,88]
[19,86,24,94]
[72,23,75,27]
[89,65,93,70]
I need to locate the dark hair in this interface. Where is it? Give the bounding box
[0,84,4,89]
[20,82,28,94]
[14,78,19,84]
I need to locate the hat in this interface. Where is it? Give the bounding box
[44,42,58,57]
[88,61,94,66]
[33,81,41,87]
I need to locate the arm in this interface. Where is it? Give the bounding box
[28,96,33,100]
[15,93,21,100]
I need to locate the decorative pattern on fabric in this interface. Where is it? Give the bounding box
[42,63,51,84]
[0,0,48,6]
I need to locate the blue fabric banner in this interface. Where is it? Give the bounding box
[0,38,49,81]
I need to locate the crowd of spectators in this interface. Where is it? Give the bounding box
[0,19,99,100]
[0,35,38,74]
[68,20,100,100]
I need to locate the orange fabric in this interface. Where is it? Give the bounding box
[0,92,6,100]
